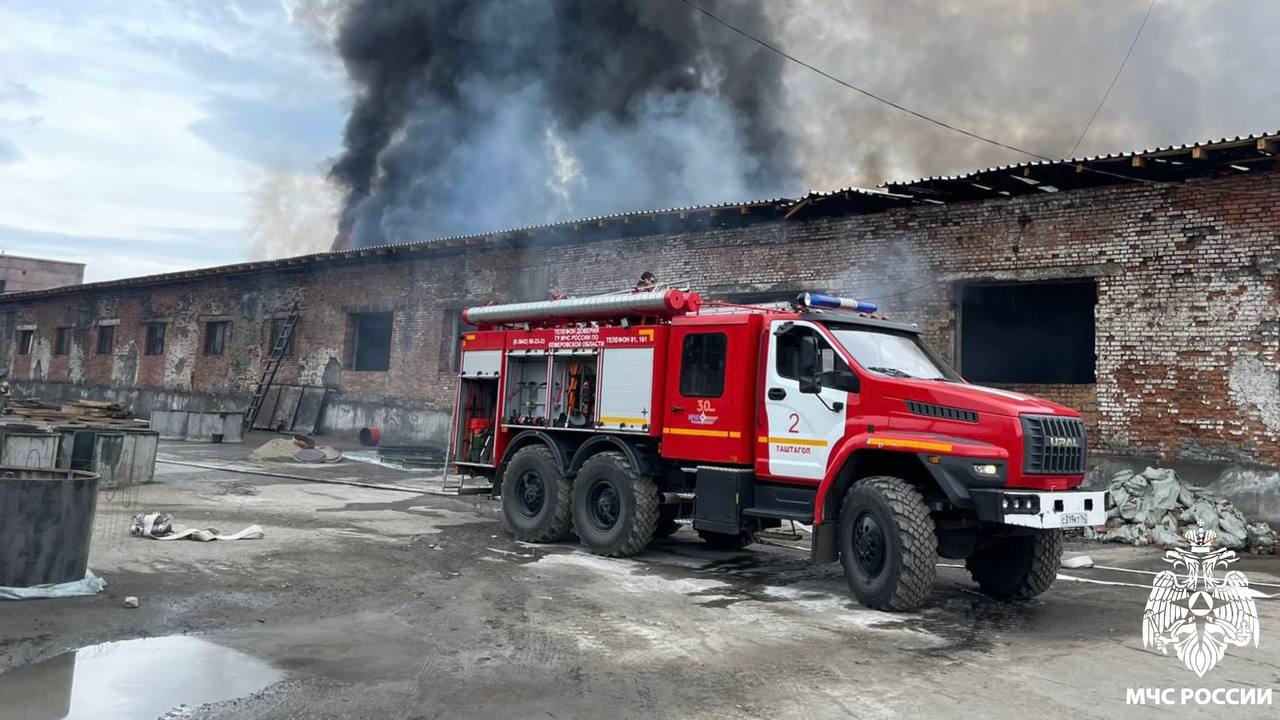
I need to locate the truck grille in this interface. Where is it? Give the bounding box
[1021,415,1086,475]
[905,400,978,423]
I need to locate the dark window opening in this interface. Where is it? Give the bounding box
[0,280,7,293]
[958,280,1096,384]
[203,321,228,356]
[678,332,727,397]
[144,323,166,356]
[54,328,71,355]
[268,318,296,357]
[351,312,393,371]
[96,325,115,355]
[776,326,860,393]
[17,330,33,355]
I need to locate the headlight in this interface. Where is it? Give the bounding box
[972,463,999,476]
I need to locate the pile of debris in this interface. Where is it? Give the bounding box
[1086,467,1278,553]
[9,397,142,426]
[248,436,342,464]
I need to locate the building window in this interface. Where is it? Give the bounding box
[678,332,727,397]
[54,328,71,355]
[96,325,115,355]
[268,318,296,357]
[958,280,1097,384]
[350,312,393,371]
[0,281,8,293]
[203,321,228,356]
[144,323,166,356]
[17,330,33,355]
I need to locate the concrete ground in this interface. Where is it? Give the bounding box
[2,438,1279,719]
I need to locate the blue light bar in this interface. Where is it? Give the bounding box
[801,292,878,314]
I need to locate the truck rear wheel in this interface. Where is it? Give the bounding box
[967,530,1062,600]
[838,476,937,611]
[500,445,573,543]
[571,451,659,557]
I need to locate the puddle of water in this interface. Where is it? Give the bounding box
[0,635,283,720]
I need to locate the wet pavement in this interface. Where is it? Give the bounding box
[0,636,281,720]
[1,440,1278,719]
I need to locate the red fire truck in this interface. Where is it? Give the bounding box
[448,288,1104,610]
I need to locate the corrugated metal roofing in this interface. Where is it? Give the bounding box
[3,130,1276,303]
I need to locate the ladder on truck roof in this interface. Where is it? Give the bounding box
[243,305,300,429]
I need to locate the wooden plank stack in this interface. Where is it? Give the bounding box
[6,397,146,429]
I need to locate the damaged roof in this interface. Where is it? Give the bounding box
[4,130,1277,302]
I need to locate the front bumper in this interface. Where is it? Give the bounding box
[971,489,1107,529]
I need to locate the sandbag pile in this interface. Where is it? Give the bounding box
[1085,467,1277,553]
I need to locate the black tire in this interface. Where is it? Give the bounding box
[571,451,659,557]
[500,445,572,543]
[966,530,1062,600]
[838,475,937,611]
[697,529,754,550]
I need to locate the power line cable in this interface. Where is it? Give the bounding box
[1068,0,1157,157]
[677,0,1208,193]
[677,0,1046,163]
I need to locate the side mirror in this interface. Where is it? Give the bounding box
[797,335,821,394]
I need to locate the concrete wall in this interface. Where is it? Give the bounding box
[2,171,1279,468]
[0,255,84,294]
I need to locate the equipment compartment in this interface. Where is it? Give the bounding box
[549,351,598,429]
[503,353,551,426]
[453,377,498,465]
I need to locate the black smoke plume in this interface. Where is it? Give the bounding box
[329,0,798,249]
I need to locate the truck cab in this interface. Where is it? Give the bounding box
[449,290,1104,611]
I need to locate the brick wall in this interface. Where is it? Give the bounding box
[3,170,1278,464]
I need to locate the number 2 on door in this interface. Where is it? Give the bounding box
[788,413,800,433]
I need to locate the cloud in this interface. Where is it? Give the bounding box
[0,82,41,105]
[0,135,19,164]
[0,0,347,280]
[0,223,228,283]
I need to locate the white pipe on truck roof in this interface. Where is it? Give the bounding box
[462,289,701,325]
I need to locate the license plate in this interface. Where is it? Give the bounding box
[1059,512,1089,527]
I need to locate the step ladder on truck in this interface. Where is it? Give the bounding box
[444,288,1104,611]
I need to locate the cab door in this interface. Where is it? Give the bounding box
[661,322,754,464]
[759,320,854,480]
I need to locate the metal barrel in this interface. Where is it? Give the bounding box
[463,289,701,325]
[0,467,100,587]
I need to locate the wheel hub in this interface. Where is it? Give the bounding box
[587,482,621,531]
[516,471,545,517]
[853,512,886,576]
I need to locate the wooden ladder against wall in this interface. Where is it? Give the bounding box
[243,305,301,430]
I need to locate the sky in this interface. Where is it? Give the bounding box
[0,0,346,282]
[0,0,1278,283]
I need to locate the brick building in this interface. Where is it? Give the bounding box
[2,133,1279,491]
[0,253,83,294]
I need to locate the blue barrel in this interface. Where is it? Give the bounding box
[0,467,100,587]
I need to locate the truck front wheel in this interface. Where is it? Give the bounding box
[838,476,937,611]
[966,530,1062,600]
[571,451,659,557]
[500,445,573,543]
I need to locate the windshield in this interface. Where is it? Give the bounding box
[826,326,959,381]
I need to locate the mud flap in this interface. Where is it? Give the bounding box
[811,522,838,564]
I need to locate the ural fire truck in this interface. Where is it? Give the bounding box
[448,288,1104,610]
